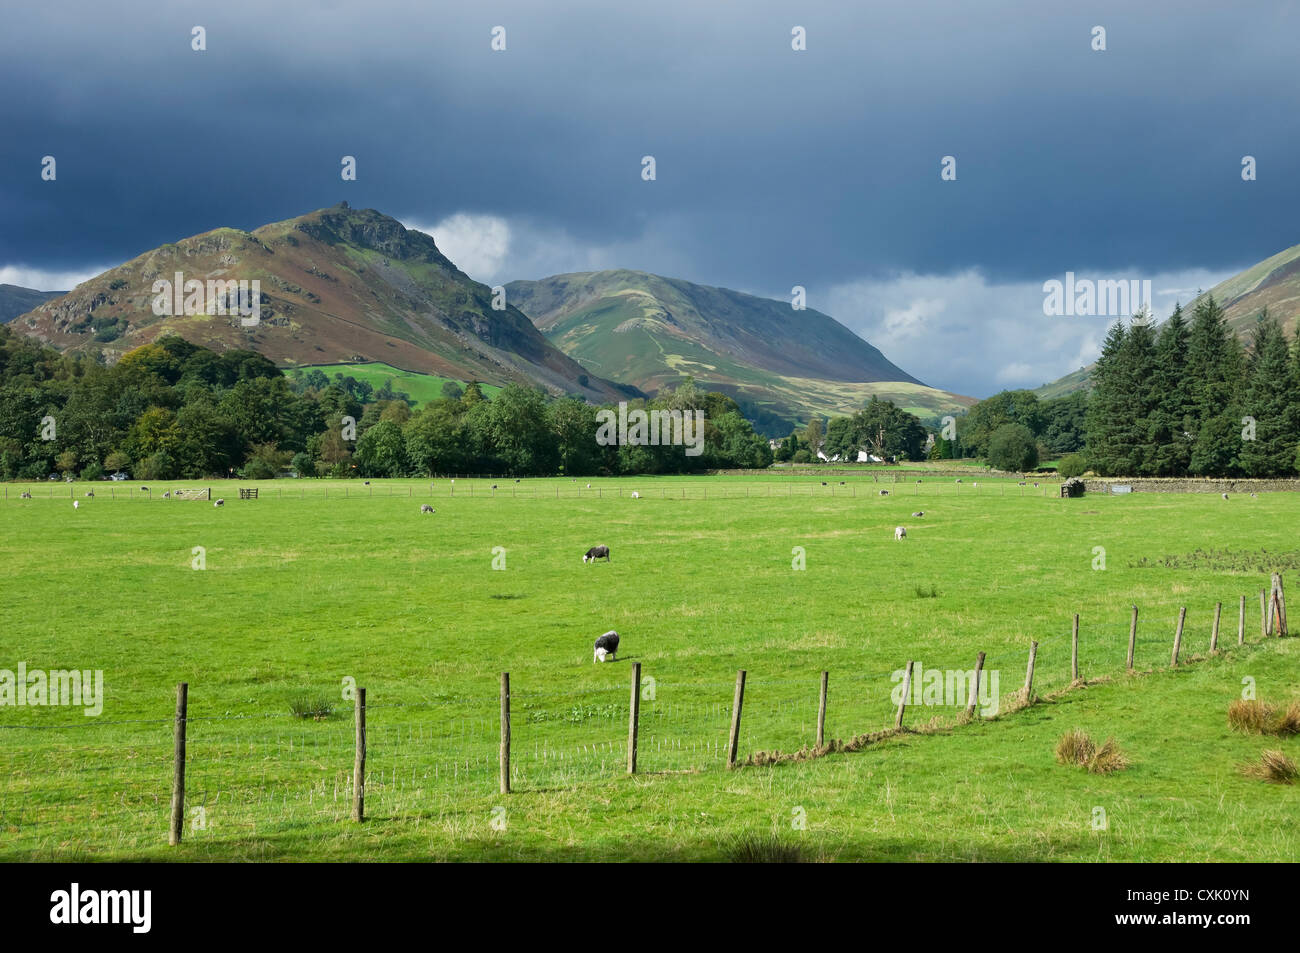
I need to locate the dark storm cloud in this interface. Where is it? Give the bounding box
[1,0,1297,394]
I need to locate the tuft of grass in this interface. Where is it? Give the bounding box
[722,833,805,863]
[1055,729,1129,773]
[1088,737,1131,774]
[289,697,335,720]
[1228,699,1300,736]
[914,584,939,598]
[1242,749,1298,784]
[1055,728,1095,765]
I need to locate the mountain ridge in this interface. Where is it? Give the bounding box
[507,269,971,432]
[11,206,627,401]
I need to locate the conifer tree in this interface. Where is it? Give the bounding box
[1149,303,1193,475]
[1238,312,1299,476]
[1084,321,1128,475]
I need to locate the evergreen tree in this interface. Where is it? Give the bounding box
[1084,321,1129,475]
[1238,312,1299,476]
[1186,296,1246,475]
[1115,312,1159,475]
[1149,303,1193,475]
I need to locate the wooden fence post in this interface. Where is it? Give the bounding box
[1022,641,1038,704]
[965,652,986,718]
[816,671,828,747]
[1271,572,1288,637]
[1171,607,1186,666]
[1071,613,1080,683]
[1211,602,1222,653]
[1239,594,1246,645]
[168,682,188,846]
[627,663,641,774]
[894,661,914,729]
[1278,573,1288,636]
[352,687,366,821]
[1127,605,1138,671]
[726,670,746,768]
[499,673,510,793]
[1260,589,1268,639]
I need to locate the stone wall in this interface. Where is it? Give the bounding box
[1082,478,1300,494]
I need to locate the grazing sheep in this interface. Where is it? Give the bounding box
[821,482,828,486]
[420,504,435,514]
[593,630,620,662]
[84,491,94,498]
[912,511,925,517]
[72,500,80,509]
[213,498,224,507]
[586,483,592,489]
[140,486,148,492]
[1251,493,1258,498]
[1221,493,1229,500]
[955,479,962,484]
[631,491,640,499]
[162,491,171,499]
[583,545,611,563]
[20,491,31,499]
[894,526,906,540]
[879,490,889,496]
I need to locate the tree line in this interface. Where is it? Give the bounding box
[956,297,1300,478]
[0,328,772,480]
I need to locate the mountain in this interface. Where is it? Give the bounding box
[506,270,972,433]
[11,205,625,401]
[0,285,65,324]
[1036,241,1300,398]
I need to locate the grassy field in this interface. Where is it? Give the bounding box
[1,473,1297,861]
[284,362,503,406]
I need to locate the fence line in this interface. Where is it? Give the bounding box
[2,476,1066,505]
[3,581,1287,851]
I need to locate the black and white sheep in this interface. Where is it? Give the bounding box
[593,630,620,662]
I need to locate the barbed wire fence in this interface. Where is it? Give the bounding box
[2,577,1287,854]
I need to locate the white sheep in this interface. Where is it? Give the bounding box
[72,500,80,509]
[894,526,906,540]
[420,504,435,514]
[631,491,640,499]
[213,498,224,507]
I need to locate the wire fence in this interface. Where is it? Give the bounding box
[1,476,1065,504]
[1,589,1284,854]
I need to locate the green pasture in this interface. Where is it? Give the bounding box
[1,473,1296,861]
[284,362,502,406]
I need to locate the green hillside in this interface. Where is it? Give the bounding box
[1037,241,1300,398]
[508,270,972,433]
